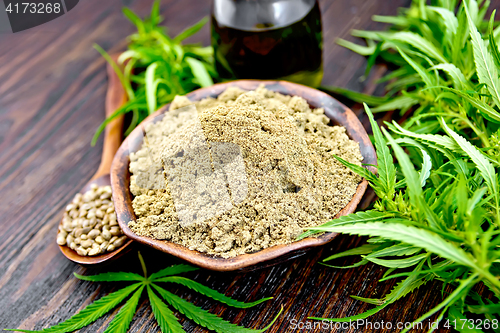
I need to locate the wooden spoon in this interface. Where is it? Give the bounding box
[58,58,133,265]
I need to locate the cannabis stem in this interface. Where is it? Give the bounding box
[138,251,148,279]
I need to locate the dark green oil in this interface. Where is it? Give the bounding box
[211,1,323,87]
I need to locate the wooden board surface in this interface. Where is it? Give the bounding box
[0,0,494,332]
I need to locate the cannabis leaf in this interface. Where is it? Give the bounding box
[297,210,393,240]
[7,253,278,333]
[464,2,500,108]
[301,104,500,331]
[315,4,500,320]
[5,284,142,333]
[147,286,185,333]
[431,63,469,90]
[323,0,500,149]
[365,103,396,200]
[153,285,279,333]
[104,286,144,333]
[309,222,478,270]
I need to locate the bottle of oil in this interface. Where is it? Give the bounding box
[211,0,323,87]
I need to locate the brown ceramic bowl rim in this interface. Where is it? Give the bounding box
[111,80,376,271]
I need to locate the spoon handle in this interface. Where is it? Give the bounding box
[94,58,127,178]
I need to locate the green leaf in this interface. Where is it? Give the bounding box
[122,7,145,35]
[174,17,208,43]
[350,295,383,305]
[365,103,396,197]
[7,251,278,333]
[418,0,427,20]
[145,62,159,114]
[93,4,217,144]
[448,304,485,332]
[384,128,441,230]
[366,244,422,258]
[397,47,435,89]
[467,0,479,25]
[149,0,161,25]
[186,46,214,59]
[333,155,378,183]
[186,57,213,88]
[336,38,376,56]
[466,187,487,216]
[309,303,390,322]
[326,262,430,316]
[364,42,382,77]
[153,284,280,333]
[155,276,272,308]
[319,86,388,106]
[149,264,199,281]
[74,272,145,282]
[452,6,468,65]
[372,15,409,25]
[365,253,428,268]
[322,243,381,262]
[321,259,370,269]
[391,32,447,63]
[370,95,420,112]
[380,260,457,282]
[313,222,479,269]
[331,155,383,197]
[488,11,500,68]
[464,2,500,108]
[7,283,141,332]
[103,286,144,333]
[467,302,500,314]
[377,67,408,83]
[91,99,147,146]
[441,120,498,195]
[118,50,140,63]
[427,6,458,41]
[350,29,392,41]
[400,274,478,333]
[443,87,500,124]
[386,75,422,92]
[419,149,432,187]
[94,44,134,100]
[431,64,469,90]
[389,121,461,153]
[147,285,184,333]
[384,261,431,303]
[298,211,394,240]
[333,253,430,318]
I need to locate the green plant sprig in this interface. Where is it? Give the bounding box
[322,0,500,151]
[92,0,218,145]
[6,253,280,333]
[300,104,500,332]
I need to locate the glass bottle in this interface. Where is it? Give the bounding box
[211,0,323,87]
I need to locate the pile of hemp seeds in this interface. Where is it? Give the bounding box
[57,184,127,256]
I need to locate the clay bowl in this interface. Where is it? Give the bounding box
[111,80,376,272]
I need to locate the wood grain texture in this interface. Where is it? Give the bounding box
[0,0,494,332]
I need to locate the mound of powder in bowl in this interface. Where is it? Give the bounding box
[127,86,363,258]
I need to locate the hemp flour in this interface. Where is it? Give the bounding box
[128,86,363,258]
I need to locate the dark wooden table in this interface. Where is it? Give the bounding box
[1,0,489,332]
